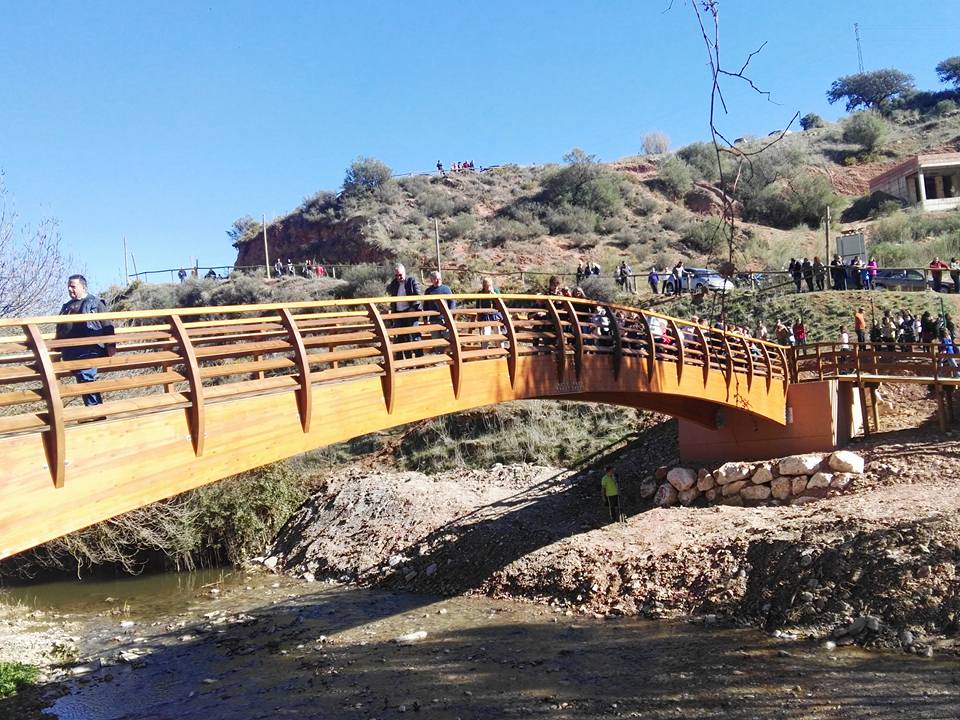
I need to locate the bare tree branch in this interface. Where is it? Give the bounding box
[0,171,70,319]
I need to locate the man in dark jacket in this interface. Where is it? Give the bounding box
[57,274,114,406]
[385,263,423,359]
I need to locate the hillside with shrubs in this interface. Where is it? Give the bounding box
[229,61,960,288]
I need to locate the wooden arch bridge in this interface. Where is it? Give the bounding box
[0,295,789,559]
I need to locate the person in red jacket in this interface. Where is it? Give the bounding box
[793,318,807,346]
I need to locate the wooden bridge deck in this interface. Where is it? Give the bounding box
[0,294,789,559]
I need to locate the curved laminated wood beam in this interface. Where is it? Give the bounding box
[24,324,65,488]
[492,296,517,388]
[279,308,313,433]
[168,315,205,456]
[435,298,463,399]
[740,335,754,390]
[561,299,584,382]
[721,333,734,391]
[777,345,790,388]
[366,303,396,414]
[759,341,773,392]
[668,318,684,383]
[695,324,709,386]
[604,305,623,381]
[543,300,568,383]
[639,313,656,381]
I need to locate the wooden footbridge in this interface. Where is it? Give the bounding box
[0,295,790,559]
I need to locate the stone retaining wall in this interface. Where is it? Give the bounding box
[644,451,865,508]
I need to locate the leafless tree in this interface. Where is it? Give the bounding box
[643,130,671,155]
[0,171,70,318]
[677,1,799,321]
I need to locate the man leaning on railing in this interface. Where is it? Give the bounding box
[56,274,115,406]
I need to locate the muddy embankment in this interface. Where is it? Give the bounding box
[265,422,960,657]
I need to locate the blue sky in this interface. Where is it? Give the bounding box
[2,1,957,291]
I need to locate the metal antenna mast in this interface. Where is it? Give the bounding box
[854,23,864,72]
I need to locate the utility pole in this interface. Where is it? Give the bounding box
[854,23,864,72]
[122,236,129,284]
[434,218,441,271]
[825,206,831,261]
[263,214,271,279]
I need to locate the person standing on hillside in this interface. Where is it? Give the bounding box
[177,268,187,283]
[802,258,814,292]
[854,307,867,346]
[830,254,847,290]
[950,258,960,293]
[386,263,423,360]
[813,256,826,291]
[600,466,621,523]
[57,275,115,407]
[789,259,802,293]
[793,317,807,346]
[424,270,456,353]
[930,257,948,292]
[647,267,659,294]
[576,261,585,286]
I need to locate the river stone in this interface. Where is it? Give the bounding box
[751,465,774,485]
[830,473,855,490]
[654,484,678,507]
[778,454,824,475]
[741,484,771,501]
[828,451,864,474]
[697,472,716,491]
[425,563,437,577]
[720,494,744,506]
[807,471,833,489]
[771,477,792,501]
[865,615,880,632]
[721,479,748,497]
[667,467,697,492]
[848,617,868,635]
[704,487,719,502]
[899,630,914,647]
[678,487,700,506]
[654,465,670,481]
[394,630,428,644]
[791,495,819,505]
[715,462,752,485]
[263,556,279,570]
[791,476,808,495]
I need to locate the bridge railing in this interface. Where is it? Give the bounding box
[0,295,788,487]
[793,342,948,382]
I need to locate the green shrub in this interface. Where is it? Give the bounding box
[800,113,825,130]
[538,149,623,218]
[656,155,693,198]
[543,204,597,235]
[677,142,720,182]
[444,213,476,239]
[659,207,691,233]
[842,112,887,151]
[338,263,393,298]
[0,662,38,698]
[578,275,617,302]
[933,99,958,116]
[416,189,455,217]
[343,156,394,196]
[480,217,543,246]
[684,219,726,254]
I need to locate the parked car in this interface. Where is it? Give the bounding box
[662,268,735,294]
[869,268,958,292]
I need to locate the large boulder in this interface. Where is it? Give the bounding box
[771,477,792,501]
[678,487,700,506]
[721,479,748,497]
[741,484,771,501]
[751,465,774,485]
[697,471,716,492]
[778,454,824,476]
[791,476,809,495]
[667,467,697,492]
[828,451,864,474]
[830,473,855,490]
[715,462,752,485]
[807,471,833,489]
[704,487,719,502]
[654,484,678,507]
[639,477,658,499]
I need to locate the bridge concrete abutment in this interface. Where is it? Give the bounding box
[678,380,862,463]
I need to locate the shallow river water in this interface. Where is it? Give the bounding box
[3,568,958,719]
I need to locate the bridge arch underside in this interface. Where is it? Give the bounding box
[0,353,785,559]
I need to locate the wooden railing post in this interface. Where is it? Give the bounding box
[543,299,568,383]
[24,324,66,488]
[492,297,518,388]
[816,344,823,380]
[435,298,463,399]
[279,308,313,433]
[739,335,753,389]
[561,299,584,382]
[168,315,205,456]
[366,302,396,414]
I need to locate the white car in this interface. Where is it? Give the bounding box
[663,268,735,294]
